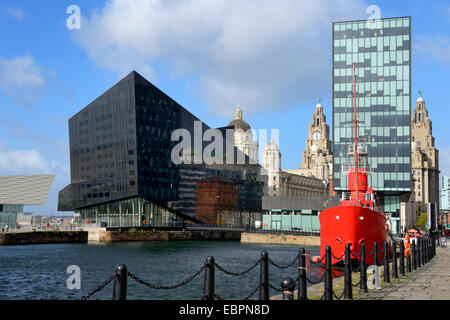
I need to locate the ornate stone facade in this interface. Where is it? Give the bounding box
[262,140,327,197]
[262,140,282,196]
[411,95,440,213]
[287,101,333,192]
[227,106,258,163]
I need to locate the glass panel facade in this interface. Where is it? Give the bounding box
[0,204,23,228]
[67,73,138,210]
[59,71,266,227]
[332,17,411,193]
[76,196,186,228]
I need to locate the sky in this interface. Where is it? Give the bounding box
[0,0,449,215]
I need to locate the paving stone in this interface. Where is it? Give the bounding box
[355,246,450,300]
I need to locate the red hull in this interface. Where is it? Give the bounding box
[318,205,391,266]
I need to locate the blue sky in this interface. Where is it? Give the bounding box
[0,0,449,215]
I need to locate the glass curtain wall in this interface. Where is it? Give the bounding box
[76,197,185,228]
[332,17,411,193]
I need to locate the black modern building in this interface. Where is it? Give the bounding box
[58,71,266,228]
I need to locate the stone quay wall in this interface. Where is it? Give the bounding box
[88,229,242,242]
[0,231,88,246]
[240,232,320,246]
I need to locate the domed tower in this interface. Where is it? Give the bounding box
[262,140,281,196]
[411,93,440,213]
[227,105,258,163]
[298,99,333,182]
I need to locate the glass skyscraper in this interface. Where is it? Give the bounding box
[332,17,412,228]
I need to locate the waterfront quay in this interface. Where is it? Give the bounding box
[269,237,442,301]
[355,246,450,300]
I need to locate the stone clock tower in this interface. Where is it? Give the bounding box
[299,100,333,178]
[411,94,440,214]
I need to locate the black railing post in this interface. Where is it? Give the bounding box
[298,249,307,301]
[259,251,269,300]
[282,277,295,300]
[360,242,367,292]
[383,242,390,283]
[412,241,417,270]
[344,243,352,300]
[203,256,215,300]
[324,245,333,300]
[407,250,412,273]
[432,234,436,258]
[417,238,422,268]
[421,238,425,265]
[112,264,128,300]
[392,241,398,279]
[399,240,405,276]
[428,238,431,261]
[374,242,379,266]
[424,237,427,263]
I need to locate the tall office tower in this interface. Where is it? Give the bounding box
[332,17,412,233]
[440,176,450,211]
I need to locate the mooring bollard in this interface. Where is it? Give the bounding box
[344,243,352,300]
[203,256,215,300]
[392,241,398,279]
[383,242,390,283]
[360,242,367,293]
[112,264,128,300]
[298,248,307,301]
[412,241,417,270]
[399,240,405,276]
[259,251,269,300]
[324,245,333,300]
[373,242,379,267]
[282,277,295,300]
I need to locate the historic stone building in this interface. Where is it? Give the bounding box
[262,140,328,197]
[262,139,282,196]
[411,94,440,214]
[284,101,333,192]
[227,106,258,163]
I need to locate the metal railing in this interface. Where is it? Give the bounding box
[80,235,438,300]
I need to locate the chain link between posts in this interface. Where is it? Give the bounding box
[80,274,116,300]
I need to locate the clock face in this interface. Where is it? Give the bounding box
[312,131,322,142]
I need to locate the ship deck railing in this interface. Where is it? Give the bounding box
[341,191,374,202]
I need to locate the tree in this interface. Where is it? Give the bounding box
[416,212,428,230]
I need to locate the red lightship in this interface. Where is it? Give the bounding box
[313,63,392,266]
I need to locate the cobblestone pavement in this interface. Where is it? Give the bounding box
[356,246,450,300]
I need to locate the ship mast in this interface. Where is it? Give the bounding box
[353,63,359,205]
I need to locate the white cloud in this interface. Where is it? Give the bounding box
[0,148,67,176]
[0,143,70,215]
[73,0,367,117]
[5,7,25,22]
[415,35,450,65]
[0,54,46,110]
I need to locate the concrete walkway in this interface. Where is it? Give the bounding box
[356,246,450,300]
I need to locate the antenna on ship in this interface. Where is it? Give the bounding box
[353,62,359,205]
